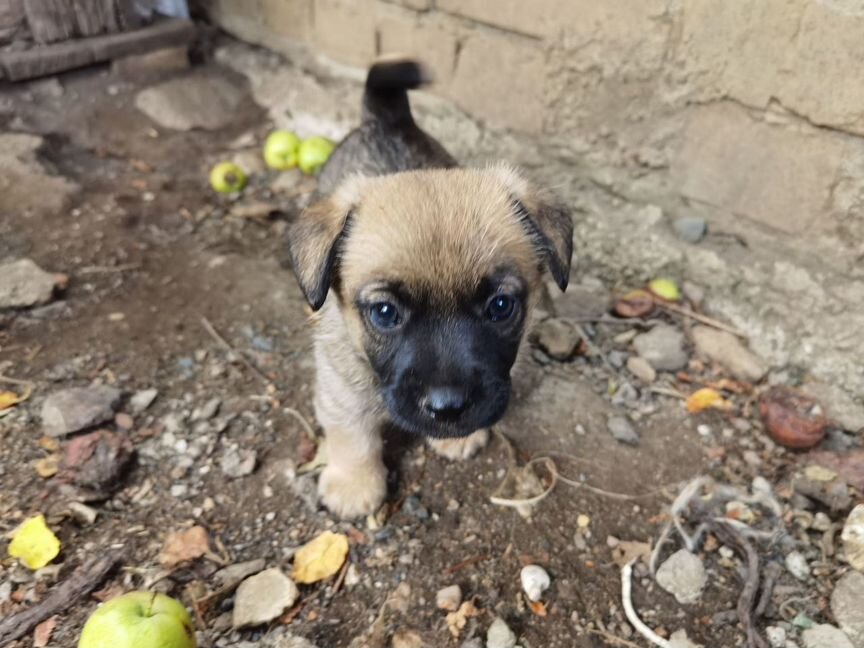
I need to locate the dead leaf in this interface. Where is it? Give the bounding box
[613,289,654,318]
[35,455,60,478]
[686,388,734,414]
[802,449,864,491]
[38,437,59,451]
[445,600,480,639]
[292,531,349,584]
[528,600,548,617]
[159,526,211,567]
[0,390,20,410]
[611,540,652,568]
[760,386,827,449]
[33,615,58,647]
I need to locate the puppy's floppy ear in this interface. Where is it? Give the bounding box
[286,177,366,310]
[495,166,574,291]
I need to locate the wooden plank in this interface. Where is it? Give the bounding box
[24,0,77,43]
[0,18,195,81]
[74,0,122,37]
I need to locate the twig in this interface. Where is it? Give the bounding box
[621,560,670,648]
[284,406,318,441]
[0,550,123,645]
[648,386,687,400]
[78,263,141,275]
[444,554,490,576]
[588,628,644,648]
[755,562,782,618]
[200,316,270,385]
[659,302,747,339]
[330,559,351,596]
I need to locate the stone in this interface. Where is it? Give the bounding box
[0,258,57,310]
[607,416,639,446]
[312,0,376,67]
[378,11,458,86]
[669,630,701,648]
[534,318,580,360]
[552,283,612,320]
[41,386,122,437]
[260,0,314,42]
[486,617,517,648]
[135,74,245,131]
[232,568,299,628]
[437,0,574,38]
[841,505,864,571]
[112,46,189,77]
[436,584,462,611]
[673,216,708,243]
[633,324,688,372]
[271,635,318,648]
[392,630,424,648]
[192,397,221,421]
[766,626,787,648]
[129,388,158,413]
[832,571,864,647]
[656,550,706,605]
[214,558,266,588]
[520,565,551,602]
[221,446,257,478]
[802,624,854,648]
[0,134,80,215]
[801,382,864,433]
[691,326,768,382]
[784,551,811,581]
[626,355,657,383]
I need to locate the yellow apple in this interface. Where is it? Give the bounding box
[263,130,301,170]
[209,162,247,194]
[78,592,196,648]
[297,136,335,175]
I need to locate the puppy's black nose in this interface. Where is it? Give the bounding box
[423,386,468,420]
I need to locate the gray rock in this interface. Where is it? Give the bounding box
[784,551,811,581]
[221,446,257,478]
[801,381,864,433]
[633,324,688,372]
[214,558,266,588]
[831,571,864,648]
[627,355,657,383]
[673,216,708,243]
[656,549,706,604]
[534,318,580,360]
[232,568,299,628]
[192,397,221,421]
[608,416,639,446]
[802,624,854,648]
[669,630,701,648]
[462,641,484,648]
[269,634,318,648]
[691,326,767,382]
[841,504,864,572]
[0,258,57,310]
[129,388,158,413]
[436,584,462,611]
[41,386,121,437]
[766,626,787,648]
[486,617,517,648]
[135,74,245,131]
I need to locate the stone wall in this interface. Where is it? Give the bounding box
[198,0,864,246]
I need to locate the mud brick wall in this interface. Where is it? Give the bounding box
[201,0,864,244]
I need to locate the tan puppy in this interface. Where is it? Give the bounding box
[287,61,573,519]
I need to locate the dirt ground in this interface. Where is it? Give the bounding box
[0,42,860,648]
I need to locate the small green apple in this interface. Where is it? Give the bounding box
[78,592,196,648]
[263,130,301,170]
[297,136,335,176]
[209,161,247,194]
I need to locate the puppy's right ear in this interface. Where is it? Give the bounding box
[287,178,366,310]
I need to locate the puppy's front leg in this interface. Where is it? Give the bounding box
[427,429,490,461]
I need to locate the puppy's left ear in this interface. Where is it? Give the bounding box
[286,177,366,310]
[497,167,574,291]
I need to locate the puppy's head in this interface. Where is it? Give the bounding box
[288,166,573,438]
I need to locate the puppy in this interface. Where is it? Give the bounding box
[287,60,573,519]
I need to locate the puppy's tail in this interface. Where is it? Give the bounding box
[362,59,430,128]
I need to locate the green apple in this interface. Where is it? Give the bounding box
[78,592,196,648]
[209,161,247,194]
[298,136,335,175]
[263,130,301,170]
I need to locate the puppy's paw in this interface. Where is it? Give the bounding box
[427,429,490,461]
[318,461,387,519]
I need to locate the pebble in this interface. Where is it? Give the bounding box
[271,635,319,648]
[520,565,551,602]
[831,571,864,647]
[673,216,708,243]
[691,326,767,382]
[626,356,656,383]
[233,568,299,628]
[41,386,122,437]
[812,512,832,532]
[486,617,517,648]
[656,550,707,604]
[784,551,810,581]
[403,495,430,521]
[392,630,424,648]
[534,318,580,360]
[766,626,787,648]
[192,397,222,421]
[344,564,360,587]
[221,447,257,478]
[607,416,639,446]
[801,624,854,648]
[669,630,700,648]
[633,324,688,372]
[0,258,58,309]
[436,585,462,611]
[841,504,864,571]
[214,559,266,588]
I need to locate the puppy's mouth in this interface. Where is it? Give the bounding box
[381,380,511,439]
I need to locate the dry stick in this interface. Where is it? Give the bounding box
[0,550,123,646]
[78,263,141,275]
[587,628,644,648]
[659,302,747,339]
[200,316,270,385]
[284,406,318,441]
[621,560,670,648]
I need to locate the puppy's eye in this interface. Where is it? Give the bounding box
[369,301,401,330]
[486,295,516,322]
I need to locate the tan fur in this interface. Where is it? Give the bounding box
[297,165,568,518]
